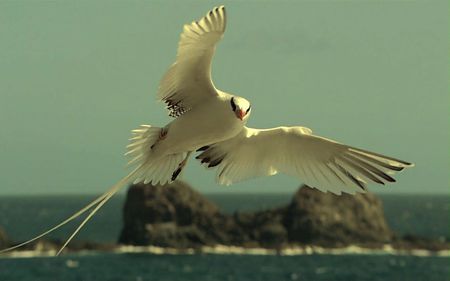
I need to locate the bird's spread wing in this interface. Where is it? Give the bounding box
[196,127,413,194]
[158,6,227,117]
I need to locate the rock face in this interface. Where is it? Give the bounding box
[119,182,393,248]
[284,187,392,246]
[0,227,9,249]
[119,181,236,247]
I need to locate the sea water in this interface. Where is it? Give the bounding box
[0,194,448,281]
[0,253,449,281]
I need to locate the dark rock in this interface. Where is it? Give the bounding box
[119,183,396,249]
[258,223,288,247]
[392,234,447,252]
[4,183,446,254]
[284,186,393,247]
[0,227,9,249]
[233,208,287,248]
[119,181,235,248]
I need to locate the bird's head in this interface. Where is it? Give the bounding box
[230,96,251,121]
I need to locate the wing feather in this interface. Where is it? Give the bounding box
[196,126,413,194]
[158,6,227,118]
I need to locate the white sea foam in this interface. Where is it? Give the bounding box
[1,244,448,259]
[103,244,450,257]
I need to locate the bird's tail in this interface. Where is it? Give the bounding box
[0,166,141,256]
[126,124,187,185]
[0,124,187,256]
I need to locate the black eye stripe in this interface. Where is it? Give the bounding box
[246,105,251,113]
[230,98,236,111]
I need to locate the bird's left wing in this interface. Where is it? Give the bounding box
[196,127,413,194]
[158,6,227,117]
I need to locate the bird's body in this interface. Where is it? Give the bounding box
[153,91,246,155]
[0,5,414,256]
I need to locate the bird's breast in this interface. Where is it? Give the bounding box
[158,101,244,154]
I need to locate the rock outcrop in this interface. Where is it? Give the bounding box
[0,227,8,249]
[119,181,236,247]
[119,182,393,248]
[284,187,392,247]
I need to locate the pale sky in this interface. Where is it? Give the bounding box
[0,0,448,195]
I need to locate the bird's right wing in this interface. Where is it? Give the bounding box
[196,126,413,195]
[158,6,227,117]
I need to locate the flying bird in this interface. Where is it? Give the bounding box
[1,5,413,255]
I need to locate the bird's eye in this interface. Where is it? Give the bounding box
[246,105,251,113]
[230,98,236,111]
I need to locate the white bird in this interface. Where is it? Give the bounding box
[0,5,413,255]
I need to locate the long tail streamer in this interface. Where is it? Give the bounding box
[0,166,141,255]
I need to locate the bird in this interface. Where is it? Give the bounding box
[0,5,413,256]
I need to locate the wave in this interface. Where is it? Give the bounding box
[113,244,450,257]
[1,244,449,259]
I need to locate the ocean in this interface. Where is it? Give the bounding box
[0,193,448,281]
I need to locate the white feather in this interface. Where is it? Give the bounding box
[126,125,186,185]
[197,126,413,194]
[157,6,227,118]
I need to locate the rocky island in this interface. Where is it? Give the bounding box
[118,181,446,252]
[0,181,448,255]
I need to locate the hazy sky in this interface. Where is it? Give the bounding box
[0,0,448,195]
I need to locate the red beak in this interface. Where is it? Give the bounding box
[237,110,246,120]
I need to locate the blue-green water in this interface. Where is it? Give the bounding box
[0,194,449,281]
[0,253,448,281]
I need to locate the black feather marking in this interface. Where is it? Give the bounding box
[332,162,366,191]
[195,21,205,32]
[163,93,189,118]
[230,97,236,111]
[195,152,206,159]
[208,158,223,168]
[340,157,385,185]
[196,146,210,152]
[171,167,182,181]
[349,147,413,166]
[195,153,204,160]
[201,157,210,164]
[344,154,396,183]
[347,150,404,171]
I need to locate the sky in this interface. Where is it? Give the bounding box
[0,0,448,195]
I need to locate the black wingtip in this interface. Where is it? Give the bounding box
[196,146,210,152]
[208,158,223,168]
[386,176,396,183]
[333,162,366,191]
[171,167,182,181]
